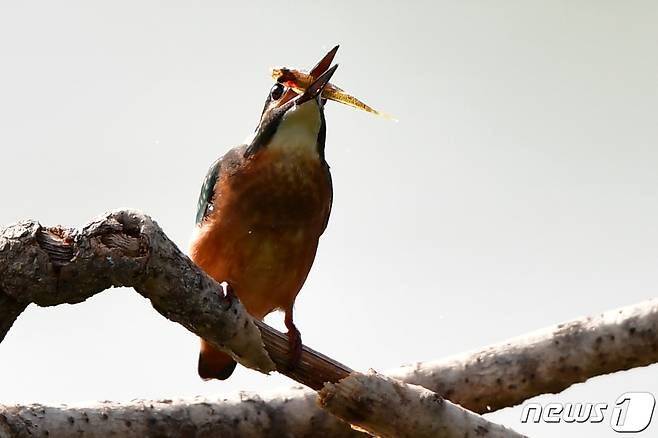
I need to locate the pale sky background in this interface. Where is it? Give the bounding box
[1,2,657,437]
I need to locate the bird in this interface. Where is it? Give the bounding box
[189,48,339,380]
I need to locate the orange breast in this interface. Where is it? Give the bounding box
[189,148,332,319]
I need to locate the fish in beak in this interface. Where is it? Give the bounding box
[271,45,395,120]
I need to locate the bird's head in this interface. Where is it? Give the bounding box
[243,49,339,160]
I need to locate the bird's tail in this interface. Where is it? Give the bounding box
[198,338,237,380]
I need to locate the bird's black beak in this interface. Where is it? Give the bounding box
[274,46,339,107]
[296,64,339,105]
[309,45,339,78]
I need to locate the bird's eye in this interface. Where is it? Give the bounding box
[270,83,284,101]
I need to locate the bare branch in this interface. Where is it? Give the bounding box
[387,298,658,413]
[319,371,528,438]
[0,211,277,373]
[0,388,359,438]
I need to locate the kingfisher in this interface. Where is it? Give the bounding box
[189,48,339,380]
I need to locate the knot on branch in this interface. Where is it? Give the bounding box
[0,210,151,307]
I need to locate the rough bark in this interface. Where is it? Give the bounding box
[319,371,527,438]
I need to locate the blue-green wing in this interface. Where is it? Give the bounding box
[195,158,222,225]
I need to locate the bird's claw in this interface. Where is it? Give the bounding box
[284,318,303,372]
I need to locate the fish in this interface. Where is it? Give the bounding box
[271,67,396,121]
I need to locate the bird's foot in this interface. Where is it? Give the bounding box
[284,317,302,372]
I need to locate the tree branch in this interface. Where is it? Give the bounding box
[0,211,272,373]
[4,298,654,436]
[318,371,528,438]
[386,297,658,413]
[0,388,358,438]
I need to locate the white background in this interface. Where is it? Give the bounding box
[1,2,657,436]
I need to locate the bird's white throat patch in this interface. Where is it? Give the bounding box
[268,101,321,157]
